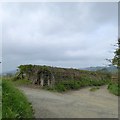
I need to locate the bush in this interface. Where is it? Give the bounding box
[54,83,66,92]
[2,79,34,118]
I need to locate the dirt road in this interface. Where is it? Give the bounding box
[19,86,118,118]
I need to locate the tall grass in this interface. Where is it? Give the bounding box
[108,81,120,96]
[12,78,32,86]
[49,78,109,92]
[2,79,34,118]
[0,78,2,119]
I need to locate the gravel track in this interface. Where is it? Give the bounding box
[19,85,118,118]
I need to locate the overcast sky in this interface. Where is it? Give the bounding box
[1,2,118,72]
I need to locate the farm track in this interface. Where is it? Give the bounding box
[19,85,118,118]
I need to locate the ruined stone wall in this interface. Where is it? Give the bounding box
[17,65,55,87]
[17,65,111,87]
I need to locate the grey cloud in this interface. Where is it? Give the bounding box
[2,2,117,72]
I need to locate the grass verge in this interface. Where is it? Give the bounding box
[2,79,34,118]
[46,78,109,92]
[108,81,120,96]
[0,78,2,120]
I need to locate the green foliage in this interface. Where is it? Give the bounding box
[0,78,2,120]
[112,39,120,67]
[51,78,109,92]
[2,79,34,118]
[13,79,32,86]
[108,81,120,96]
[54,83,66,92]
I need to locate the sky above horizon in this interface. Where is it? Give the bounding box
[1,2,118,72]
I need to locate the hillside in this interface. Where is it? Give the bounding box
[81,65,117,73]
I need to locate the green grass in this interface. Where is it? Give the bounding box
[12,79,32,86]
[107,81,120,96]
[0,78,2,120]
[2,79,34,118]
[90,87,100,92]
[47,78,109,92]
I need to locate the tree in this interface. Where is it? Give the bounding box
[112,38,120,68]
